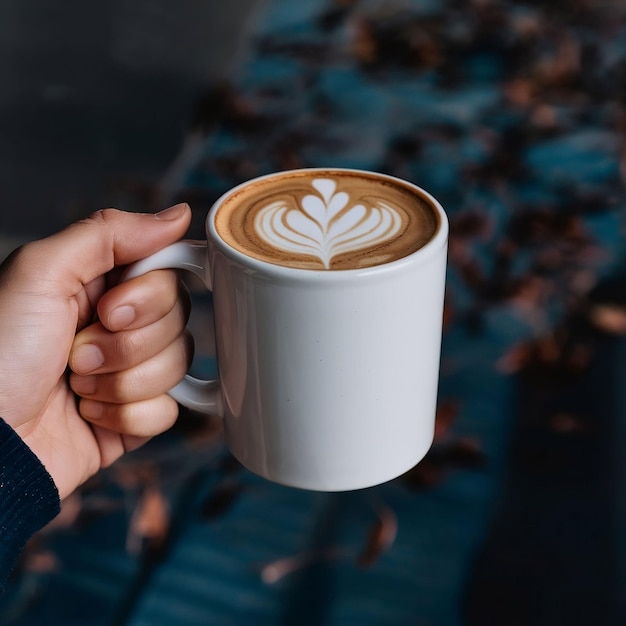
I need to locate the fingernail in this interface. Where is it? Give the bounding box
[108,305,136,331]
[71,375,97,396]
[80,399,103,420]
[72,344,105,375]
[155,202,188,221]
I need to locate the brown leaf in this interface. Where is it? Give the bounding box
[24,551,59,574]
[496,341,533,374]
[434,399,461,440]
[353,18,377,65]
[531,104,558,130]
[588,304,626,335]
[260,548,340,584]
[357,505,398,568]
[503,78,534,108]
[126,486,170,555]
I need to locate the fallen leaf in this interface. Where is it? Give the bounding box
[126,485,170,555]
[588,304,626,335]
[434,399,461,440]
[24,551,59,574]
[260,547,340,584]
[357,504,398,568]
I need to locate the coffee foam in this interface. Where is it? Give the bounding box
[214,171,438,270]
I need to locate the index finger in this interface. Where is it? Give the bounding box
[97,269,190,332]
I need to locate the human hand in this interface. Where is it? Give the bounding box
[0,205,193,499]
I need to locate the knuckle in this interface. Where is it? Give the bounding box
[153,270,181,309]
[8,241,35,265]
[2,241,49,283]
[111,368,143,403]
[87,208,120,225]
[125,368,147,400]
[120,397,179,437]
[114,329,145,364]
[145,265,176,289]
[69,210,116,260]
[108,334,192,403]
[117,402,142,431]
[130,270,180,323]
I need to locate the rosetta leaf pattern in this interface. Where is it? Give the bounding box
[255,178,402,268]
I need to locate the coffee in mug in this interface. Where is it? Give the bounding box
[124,169,448,491]
[214,170,438,270]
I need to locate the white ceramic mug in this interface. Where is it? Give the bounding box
[125,169,448,491]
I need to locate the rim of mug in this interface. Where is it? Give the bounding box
[206,167,449,280]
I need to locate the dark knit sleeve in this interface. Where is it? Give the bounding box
[0,418,60,594]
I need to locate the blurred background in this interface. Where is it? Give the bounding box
[1,0,626,624]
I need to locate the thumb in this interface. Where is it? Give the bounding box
[27,204,191,294]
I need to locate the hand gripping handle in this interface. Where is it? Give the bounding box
[123,240,222,416]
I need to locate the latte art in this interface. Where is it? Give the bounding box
[214,170,439,270]
[255,179,403,269]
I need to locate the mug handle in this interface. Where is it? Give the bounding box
[122,240,222,416]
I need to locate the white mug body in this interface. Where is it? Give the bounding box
[209,236,447,491]
[125,169,448,491]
